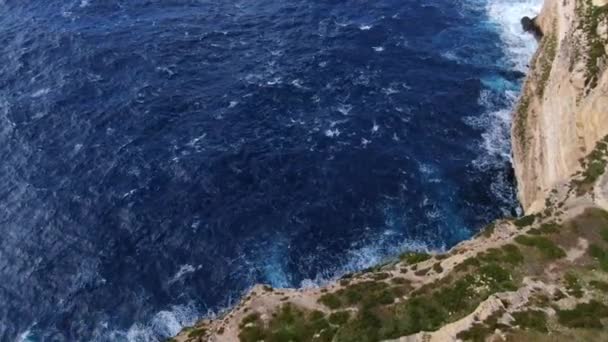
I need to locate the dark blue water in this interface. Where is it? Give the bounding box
[0,0,539,341]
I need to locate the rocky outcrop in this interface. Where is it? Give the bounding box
[512,0,608,213]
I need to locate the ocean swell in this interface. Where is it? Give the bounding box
[1,0,540,341]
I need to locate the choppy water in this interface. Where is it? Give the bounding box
[0,0,540,341]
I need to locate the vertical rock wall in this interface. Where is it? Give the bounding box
[512,0,608,212]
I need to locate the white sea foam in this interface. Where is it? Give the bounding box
[487,0,542,72]
[467,0,541,213]
[30,88,50,98]
[103,303,199,342]
[16,327,35,342]
[168,264,202,284]
[336,103,352,115]
[324,128,341,137]
[371,122,379,133]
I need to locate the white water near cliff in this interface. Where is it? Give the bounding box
[468,0,543,212]
[488,0,544,73]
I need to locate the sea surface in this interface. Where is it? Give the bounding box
[0,0,540,341]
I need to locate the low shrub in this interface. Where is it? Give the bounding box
[328,311,350,325]
[557,300,608,329]
[515,235,566,259]
[514,215,535,228]
[399,252,431,264]
[512,310,548,332]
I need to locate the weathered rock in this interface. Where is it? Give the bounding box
[521,16,543,39]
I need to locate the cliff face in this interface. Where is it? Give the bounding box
[512,0,608,213]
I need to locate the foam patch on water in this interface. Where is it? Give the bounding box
[466,0,541,212]
[104,303,200,342]
[297,234,435,288]
[487,0,543,72]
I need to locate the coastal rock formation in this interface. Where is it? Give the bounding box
[512,0,608,213]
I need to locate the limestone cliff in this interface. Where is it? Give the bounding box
[512,0,608,213]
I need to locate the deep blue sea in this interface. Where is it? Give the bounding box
[0,0,540,341]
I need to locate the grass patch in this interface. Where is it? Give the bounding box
[515,93,530,148]
[590,280,608,292]
[481,222,496,238]
[328,311,350,326]
[456,309,507,342]
[557,300,608,329]
[477,244,524,266]
[319,281,394,309]
[588,244,608,272]
[514,235,566,259]
[334,263,516,340]
[319,293,342,309]
[239,304,335,342]
[528,222,560,235]
[578,0,608,90]
[572,135,608,194]
[513,310,548,332]
[514,214,536,228]
[369,272,390,281]
[564,273,584,298]
[399,252,431,264]
[187,327,206,338]
[536,30,557,97]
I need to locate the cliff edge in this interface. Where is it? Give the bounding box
[172,1,608,341]
[513,0,608,213]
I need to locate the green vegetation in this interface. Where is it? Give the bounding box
[528,222,560,235]
[577,0,608,90]
[537,30,557,97]
[187,328,207,338]
[476,244,524,265]
[590,280,608,292]
[369,272,390,281]
[557,300,608,329]
[327,263,516,341]
[238,206,608,342]
[564,273,584,298]
[328,311,350,325]
[515,94,530,148]
[399,252,431,264]
[481,222,496,238]
[514,214,536,228]
[601,227,608,243]
[512,310,548,333]
[588,244,608,271]
[239,305,336,342]
[573,137,608,195]
[514,235,566,259]
[318,281,399,310]
[318,293,342,310]
[456,309,507,342]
